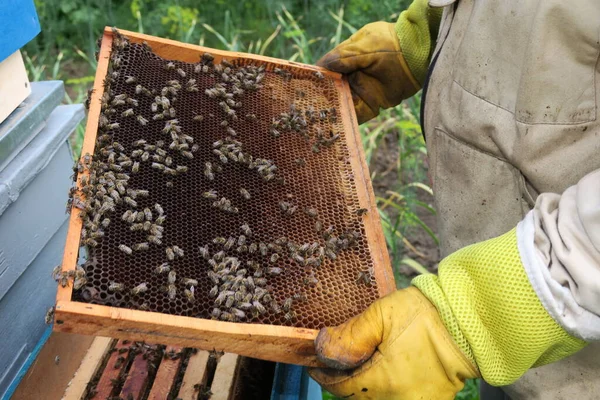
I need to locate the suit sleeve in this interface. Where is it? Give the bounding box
[518,168,600,341]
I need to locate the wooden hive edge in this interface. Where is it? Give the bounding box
[54,300,322,367]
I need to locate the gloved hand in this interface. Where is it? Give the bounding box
[309,287,479,400]
[310,229,587,399]
[316,22,420,124]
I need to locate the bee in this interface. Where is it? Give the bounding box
[184,288,195,303]
[142,207,152,221]
[73,277,87,290]
[133,242,149,251]
[325,249,337,261]
[131,283,149,295]
[199,245,210,260]
[45,306,55,324]
[148,235,162,245]
[167,284,177,300]
[168,270,177,284]
[356,271,372,286]
[176,165,188,173]
[211,308,221,319]
[176,68,186,77]
[226,127,236,136]
[101,218,111,228]
[283,297,293,312]
[109,282,125,292]
[284,311,297,321]
[173,246,184,257]
[259,243,268,257]
[238,188,252,200]
[155,215,166,225]
[151,162,165,171]
[202,52,215,62]
[166,247,175,261]
[304,208,318,218]
[220,236,234,251]
[164,62,176,71]
[136,115,148,126]
[124,197,137,207]
[356,208,368,216]
[153,113,164,121]
[245,113,257,121]
[267,267,282,276]
[118,244,132,255]
[121,108,134,118]
[213,237,227,246]
[242,243,255,255]
[237,235,246,246]
[182,151,193,159]
[191,144,199,152]
[155,263,171,274]
[314,70,324,80]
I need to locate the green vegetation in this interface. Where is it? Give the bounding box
[24,1,478,398]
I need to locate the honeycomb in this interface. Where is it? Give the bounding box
[70,30,379,330]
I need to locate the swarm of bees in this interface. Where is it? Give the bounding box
[66,28,376,327]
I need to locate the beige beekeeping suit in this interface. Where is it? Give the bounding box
[423,0,600,398]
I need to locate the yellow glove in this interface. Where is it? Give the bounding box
[310,229,587,399]
[309,287,479,400]
[316,0,442,123]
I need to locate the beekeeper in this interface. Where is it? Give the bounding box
[310,1,600,399]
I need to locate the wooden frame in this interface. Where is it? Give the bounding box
[54,27,394,367]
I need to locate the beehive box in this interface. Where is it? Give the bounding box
[54,27,394,366]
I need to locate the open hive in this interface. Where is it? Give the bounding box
[54,28,394,366]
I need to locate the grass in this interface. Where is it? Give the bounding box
[24,1,478,398]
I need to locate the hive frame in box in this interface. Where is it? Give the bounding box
[54,27,395,367]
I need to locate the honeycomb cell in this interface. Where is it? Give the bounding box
[70,31,380,330]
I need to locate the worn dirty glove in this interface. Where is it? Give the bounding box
[309,287,478,399]
[310,229,587,399]
[316,0,442,123]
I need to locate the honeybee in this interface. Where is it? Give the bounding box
[199,245,210,260]
[45,306,55,324]
[167,284,177,300]
[101,218,111,228]
[304,208,318,218]
[213,237,227,245]
[166,247,175,261]
[148,235,162,245]
[121,108,134,117]
[239,188,251,200]
[164,62,176,71]
[356,208,368,216]
[125,76,137,84]
[133,242,149,251]
[181,151,193,159]
[136,115,148,126]
[153,113,164,121]
[118,244,132,255]
[109,282,125,292]
[154,203,164,215]
[131,283,149,295]
[124,197,137,207]
[176,68,186,77]
[155,263,171,274]
[283,297,293,312]
[259,243,268,257]
[224,237,236,251]
[173,245,184,257]
[325,249,337,261]
[314,71,324,80]
[248,243,257,254]
[211,308,221,319]
[284,311,297,322]
[356,271,372,286]
[142,208,152,221]
[184,288,195,303]
[155,215,166,225]
[131,161,140,173]
[202,52,215,62]
[237,235,246,246]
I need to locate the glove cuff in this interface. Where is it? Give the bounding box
[395,0,443,85]
[412,228,587,386]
